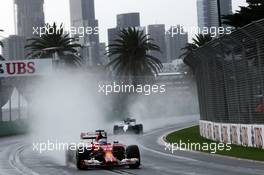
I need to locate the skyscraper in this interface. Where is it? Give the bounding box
[98,43,109,65]
[12,0,44,60]
[219,0,233,24]
[107,13,142,61]
[1,35,26,60]
[197,0,232,28]
[107,28,120,47]
[166,26,188,62]
[70,0,100,66]
[14,0,45,38]
[108,13,141,46]
[147,24,167,63]
[116,13,140,29]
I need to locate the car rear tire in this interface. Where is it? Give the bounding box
[76,150,88,170]
[126,145,140,169]
[113,125,119,135]
[65,151,71,167]
[134,125,143,135]
[138,124,143,134]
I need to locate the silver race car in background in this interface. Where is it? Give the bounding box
[113,118,143,135]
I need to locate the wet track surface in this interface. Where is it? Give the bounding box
[1,116,264,175]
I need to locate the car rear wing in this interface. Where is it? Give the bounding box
[124,118,136,123]
[80,130,107,140]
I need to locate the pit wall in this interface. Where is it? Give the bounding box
[199,120,264,149]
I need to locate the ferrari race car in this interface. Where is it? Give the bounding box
[65,130,141,170]
[113,118,143,135]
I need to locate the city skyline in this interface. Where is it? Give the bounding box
[0,0,247,43]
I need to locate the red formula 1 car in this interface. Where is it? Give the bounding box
[65,130,141,170]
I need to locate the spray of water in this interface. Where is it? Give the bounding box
[29,70,110,164]
[27,69,198,164]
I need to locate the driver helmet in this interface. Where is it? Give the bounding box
[98,138,107,145]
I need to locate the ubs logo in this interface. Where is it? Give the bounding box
[0,62,36,75]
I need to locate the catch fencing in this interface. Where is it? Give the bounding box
[186,19,264,124]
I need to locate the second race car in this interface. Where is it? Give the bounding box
[113,118,143,135]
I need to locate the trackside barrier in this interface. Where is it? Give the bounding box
[200,120,264,149]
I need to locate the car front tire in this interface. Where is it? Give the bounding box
[126,145,141,169]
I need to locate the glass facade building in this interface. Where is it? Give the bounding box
[197,0,232,28]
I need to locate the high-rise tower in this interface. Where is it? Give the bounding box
[147,24,167,63]
[70,0,100,66]
[197,0,232,28]
[116,13,140,29]
[14,0,45,38]
[166,26,188,62]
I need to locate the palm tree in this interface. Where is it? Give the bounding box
[25,23,82,67]
[181,34,212,70]
[181,43,198,70]
[192,34,213,47]
[222,0,264,28]
[106,27,163,85]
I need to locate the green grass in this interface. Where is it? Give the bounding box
[166,126,264,161]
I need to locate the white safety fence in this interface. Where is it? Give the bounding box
[200,120,264,149]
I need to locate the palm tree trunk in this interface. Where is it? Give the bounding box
[0,106,2,122]
[217,0,222,27]
[0,80,2,122]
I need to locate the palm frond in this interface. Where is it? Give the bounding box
[106,27,163,83]
[25,22,82,67]
[0,41,3,48]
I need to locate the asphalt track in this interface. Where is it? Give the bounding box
[1,116,264,175]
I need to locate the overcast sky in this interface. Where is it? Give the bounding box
[0,0,247,42]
